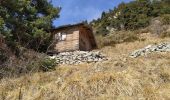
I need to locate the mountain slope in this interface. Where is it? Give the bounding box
[0,33,170,100]
[91,0,170,35]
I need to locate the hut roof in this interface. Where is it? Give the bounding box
[51,23,91,32]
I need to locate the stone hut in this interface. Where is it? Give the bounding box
[48,23,97,53]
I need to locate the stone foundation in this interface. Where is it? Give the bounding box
[49,51,108,65]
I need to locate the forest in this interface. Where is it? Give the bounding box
[91,0,170,35]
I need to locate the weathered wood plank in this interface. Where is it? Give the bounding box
[54,30,79,52]
[49,24,97,53]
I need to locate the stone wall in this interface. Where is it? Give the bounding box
[49,51,108,65]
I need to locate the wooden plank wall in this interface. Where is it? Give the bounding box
[54,30,79,52]
[79,28,92,51]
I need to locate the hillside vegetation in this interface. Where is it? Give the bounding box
[0,0,60,78]
[1,33,170,99]
[91,0,170,35]
[0,0,170,99]
[92,0,170,49]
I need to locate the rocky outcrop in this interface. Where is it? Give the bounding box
[130,42,170,58]
[49,51,108,65]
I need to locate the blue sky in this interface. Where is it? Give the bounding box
[52,0,132,27]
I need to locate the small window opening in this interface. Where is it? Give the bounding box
[55,32,67,41]
[61,33,66,40]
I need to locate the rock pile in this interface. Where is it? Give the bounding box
[49,51,108,65]
[130,42,170,58]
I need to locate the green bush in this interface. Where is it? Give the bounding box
[25,57,57,73]
[39,58,57,72]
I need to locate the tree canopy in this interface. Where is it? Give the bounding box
[0,0,61,52]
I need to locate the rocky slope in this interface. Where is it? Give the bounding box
[130,42,170,58]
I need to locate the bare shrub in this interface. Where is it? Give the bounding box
[135,27,150,34]
[0,35,10,65]
[161,14,170,25]
[0,49,57,79]
[149,17,170,37]
[0,49,8,64]
[160,29,170,38]
[96,31,138,48]
[149,18,164,35]
[96,35,116,48]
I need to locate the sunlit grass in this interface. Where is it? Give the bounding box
[0,33,170,100]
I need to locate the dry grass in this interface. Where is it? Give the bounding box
[96,31,139,48]
[0,33,170,100]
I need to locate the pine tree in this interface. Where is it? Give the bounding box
[0,0,61,52]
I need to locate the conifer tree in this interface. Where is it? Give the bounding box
[0,0,61,51]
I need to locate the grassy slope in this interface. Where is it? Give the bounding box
[0,33,170,100]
